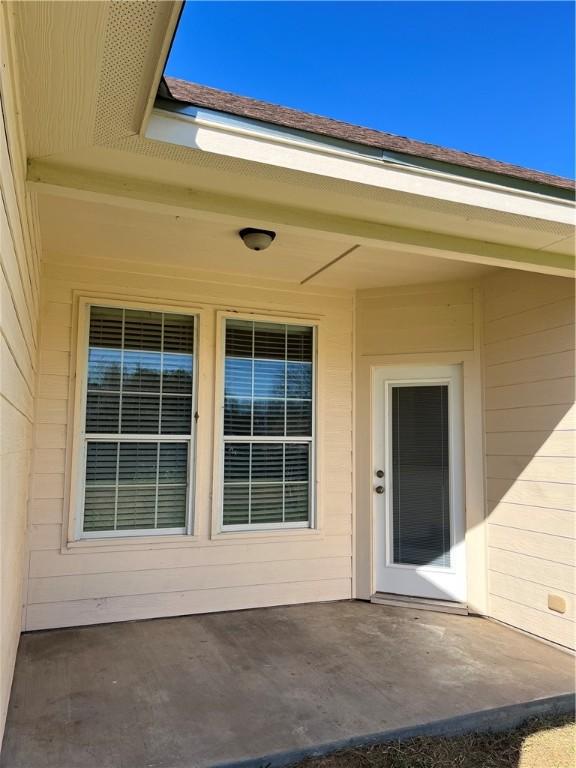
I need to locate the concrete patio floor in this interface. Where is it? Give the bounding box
[1,601,574,768]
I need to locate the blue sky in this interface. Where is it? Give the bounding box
[166,1,575,178]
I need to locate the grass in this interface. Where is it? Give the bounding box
[291,713,575,768]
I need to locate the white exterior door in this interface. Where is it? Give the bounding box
[373,365,466,603]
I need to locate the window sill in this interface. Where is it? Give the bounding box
[62,527,323,554]
[210,527,322,543]
[62,533,201,554]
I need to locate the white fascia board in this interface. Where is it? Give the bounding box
[146,106,575,226]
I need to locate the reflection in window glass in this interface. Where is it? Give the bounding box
[82,306,195,535]
[222,319,314,528]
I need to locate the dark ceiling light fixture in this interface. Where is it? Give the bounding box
[239,227,276,251]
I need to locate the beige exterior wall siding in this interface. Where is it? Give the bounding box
[356,282,476,356]
[0,11,41,740]
[483,270,575,649]
[25,258,354,631]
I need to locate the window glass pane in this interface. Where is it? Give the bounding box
[286,362,311,399]
[287,325,313,362]
[163,313,194,353]
[254,322,285,360]
[124,310,162,351]
[163,353,193,394]
[161,396,192,435]
[253,399,285,436]
[286,400,312,436]
[251,484,283,524]
[85,442,118,485]
[285,484,309,522]
[86,306,194,436]
[252,443,283,481]
[221,441,311,527]
[84,487,116,532]
[89,306,122,349]
[392,385,451,568]
[83,440,189,533]
[84,442,118,532]
[123,351,161,392]
[225,358,252,398]
[83,305,194,536]
[224,398,252,435]
[118,442,158,484]
[157,486,187,527]
[87,348,121,390]
[86,392,120,432]
[223,319,313,439]
[223,484,249,526]
[224,443,250,482]
[285,444,309,481]
[222,319,313,528]
[117,486,156,530]
[121,394,160,433]
[253,360,285,398]
[159,443,188,483]
[225,320,253,357]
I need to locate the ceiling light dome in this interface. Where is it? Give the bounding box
[239,228,276,251]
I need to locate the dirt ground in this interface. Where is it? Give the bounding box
[293,713,575,768]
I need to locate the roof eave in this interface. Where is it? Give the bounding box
[163,76,575,199]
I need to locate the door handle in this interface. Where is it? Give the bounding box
[375,485,385,494]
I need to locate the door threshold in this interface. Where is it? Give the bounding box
[371,592,469,615]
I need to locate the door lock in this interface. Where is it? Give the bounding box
[375,469,384,478]
[375,485,385,494]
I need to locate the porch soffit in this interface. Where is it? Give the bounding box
[37,193,497,291]
[12,0,576,279]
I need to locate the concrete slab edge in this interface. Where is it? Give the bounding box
[212,692,575,768]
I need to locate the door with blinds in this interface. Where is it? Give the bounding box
[373,365,466,603]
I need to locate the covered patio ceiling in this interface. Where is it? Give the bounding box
[2,602,573,768]
[38,195,496,291]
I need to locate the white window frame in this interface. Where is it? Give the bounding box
[70,297,199,540]
[215,312,318,533]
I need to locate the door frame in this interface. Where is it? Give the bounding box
[354,349,488,615]
[373,365,466,602]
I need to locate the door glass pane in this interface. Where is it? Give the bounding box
[391,385,450,567]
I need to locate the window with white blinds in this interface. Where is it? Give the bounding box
[80,305,195,536]
[222,319,314,529]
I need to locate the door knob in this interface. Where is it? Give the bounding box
[375,485,385,494]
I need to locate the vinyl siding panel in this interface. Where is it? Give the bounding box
[483,270,576,649]
[0,33,41,739]
[357,283,475,356]
[26,579,352,632]
[28,557,351,604]
[489,596,575,650]
[25,258,354,630]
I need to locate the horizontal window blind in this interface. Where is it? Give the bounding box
[87,307,194,434]
[391,384,451,567]
[84,442,188,531]
[222,320,314,528]
[81,306,195,535]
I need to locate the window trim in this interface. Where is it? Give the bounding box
[213,311,318,534]
[69,296,199,541]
